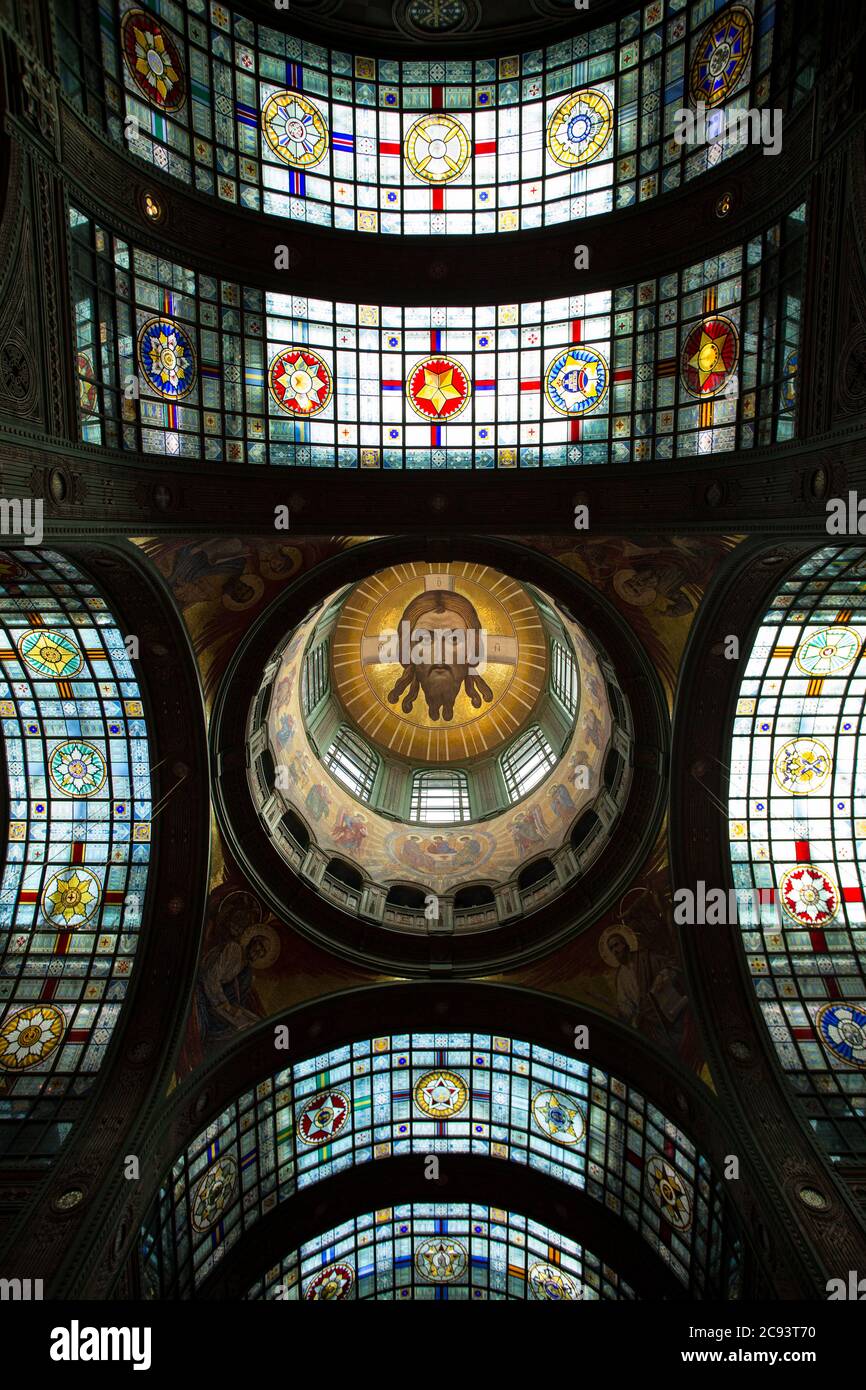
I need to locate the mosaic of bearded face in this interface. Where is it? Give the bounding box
[386,589,494,721]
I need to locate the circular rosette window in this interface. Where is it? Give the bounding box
[137,317,197,400]
[545,346,609,416]
[0,1004,66,1072]
[546,89,614,167]
[191,1156,238,1233]
[305,1263,355,1299]
[415,1238,468,1283]
[689,5,753,108]
[121,8,187,113]
[269,347,333,416]
[214,539,666,975]
[646,1154,693,1232]
[406,355,471,421]
[17,628,83,680]
[529,1263,582,1300]
[679,316,739,398]
[261,90,329,168]
[816,1003,866,1070]
[404,113,471,183]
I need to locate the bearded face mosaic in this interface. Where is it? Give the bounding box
[69,204,804,465]
[137,1033,740,1298]
[729,547,866,1163]
[246,1203,637,1300]
[52,0,789,236]
[0,551,151,1159]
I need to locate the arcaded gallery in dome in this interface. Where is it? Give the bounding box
[0,0,865,1365]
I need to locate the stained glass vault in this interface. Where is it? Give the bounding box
[246,1203,637,1301]
[139,1032,740,1297]
[729,547,866,1163]
[70,204,804,467]
[0,551,152,1160]
[54,0,784,236]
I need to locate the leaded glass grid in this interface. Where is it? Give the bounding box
[551,639,578,716]
[501,725,557,800]
[301,641,329,716]
[54,0,788,236]
[409,769,471,824]
[138,1032,738,1298]
[0,549,152,1161]
[729,545,866,1163]
[322,725,378,801]
[68,203,806,466]
[247,1202,637,1301]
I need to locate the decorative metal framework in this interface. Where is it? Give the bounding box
[138,1031,740,1298]
[247,1201,637,1300]
[0,549,152,1161]
[55,0,784,236]
[501,724,557,800]
[551,637,578,716]
[69,203,804,467]
[729,546,866,1164]
[322,724,379,801]
[409,768,472,823]
[301,640,329,716]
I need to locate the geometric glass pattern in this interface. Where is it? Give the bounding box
[57,0,784,236]
[137,318,198,400]
[246,1203,638,1301]
[728,545,866,1162]
[68,205,805,466]
[138,1033,740,1297]
[689,5,753,107]
[0,550,152,1160]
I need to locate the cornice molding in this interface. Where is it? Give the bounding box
[0,435,865,534]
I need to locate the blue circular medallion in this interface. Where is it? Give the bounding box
[137,316,197,400]
[817,1003,866,1069]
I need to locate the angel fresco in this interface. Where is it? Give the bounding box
[332,808,368,855]
[275,711,296,748]
[511,805,548,855]
[549,781,576,825]
[305,782,331,822]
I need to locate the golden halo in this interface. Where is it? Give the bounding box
[599,923,638,967]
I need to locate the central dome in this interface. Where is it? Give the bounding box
[247,559,633,927]
[330,562,547,762]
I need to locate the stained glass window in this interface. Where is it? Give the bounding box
[54,0,792,236]
[246,1202,637,1301]
[68,204,805,467]
[138,1032,739,1297]
[0,549,152,1160]
[409,769,471,824]
[501,726,557,800]
[729,546,866,1163]
[322,725,378,801]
